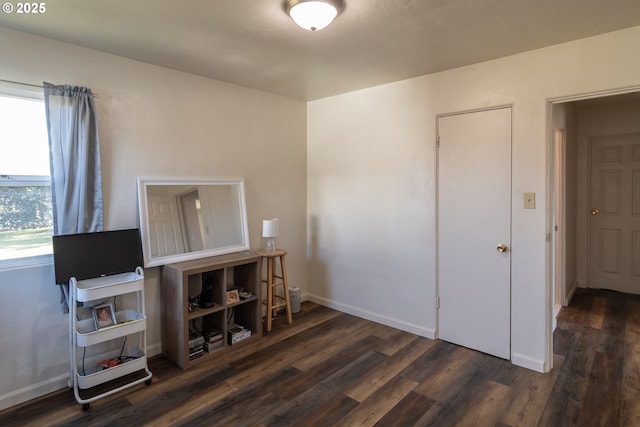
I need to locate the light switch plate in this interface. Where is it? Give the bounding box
[524,192,536,209]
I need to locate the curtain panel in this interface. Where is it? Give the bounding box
[43,82,103,235]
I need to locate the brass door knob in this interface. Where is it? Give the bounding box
[591,209,599,215]
[497,243,508,253]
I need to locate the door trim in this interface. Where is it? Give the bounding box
[553,128,566,314]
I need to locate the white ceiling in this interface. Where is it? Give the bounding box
[1,0,640,101]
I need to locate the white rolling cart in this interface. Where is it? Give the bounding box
[69,266,152,410]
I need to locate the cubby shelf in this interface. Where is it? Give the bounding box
[161,252,262,369]
[187,303,225,320]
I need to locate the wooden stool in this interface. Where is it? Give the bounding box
[256,249,292,332]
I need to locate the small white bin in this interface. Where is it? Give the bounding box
[289,286,301,314]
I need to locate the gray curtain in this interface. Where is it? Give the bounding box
[43,82,103,235]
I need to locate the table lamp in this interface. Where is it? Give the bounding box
[262,219,279,252]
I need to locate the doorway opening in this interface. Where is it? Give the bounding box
[549,88,640,367]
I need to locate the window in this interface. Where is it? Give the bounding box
[0,82,52,263]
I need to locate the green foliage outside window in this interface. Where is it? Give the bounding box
[0,186,53,231]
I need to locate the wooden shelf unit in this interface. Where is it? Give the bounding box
[161,252,262,369]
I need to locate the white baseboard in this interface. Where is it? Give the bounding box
[0,340,163,412]
[511,352,546,373]
[0,373,69,412]
[566,282,578,305]
[308,293,551,373]
[147,341,162,358]
[307,293,436,339]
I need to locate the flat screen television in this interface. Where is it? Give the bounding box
[52,228,143,285]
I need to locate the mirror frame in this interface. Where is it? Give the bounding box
[137,177,250,267]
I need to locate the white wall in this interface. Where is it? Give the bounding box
[0,27,306,410]
[307,26,640,372]
[550,102,578,305]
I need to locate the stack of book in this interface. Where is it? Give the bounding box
[188,332,204,360]
[203,328,224,353]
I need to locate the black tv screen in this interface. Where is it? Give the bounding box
[52,229,143,285]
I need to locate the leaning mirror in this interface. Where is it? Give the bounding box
[137,178,250,267]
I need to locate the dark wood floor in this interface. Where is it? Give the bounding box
[2,288,640,426]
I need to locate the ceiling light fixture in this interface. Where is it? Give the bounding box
[284,0,345,31]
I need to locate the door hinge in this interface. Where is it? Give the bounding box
[436,296,440,309]
[546,233,551,243]
[436,135,440,147]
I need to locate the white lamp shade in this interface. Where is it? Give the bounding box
[289,1,339,31]
[262,219,280,238]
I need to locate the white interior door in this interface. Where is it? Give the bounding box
[148,195,186,257]
[589,133,640,293]
[437,107,512,359]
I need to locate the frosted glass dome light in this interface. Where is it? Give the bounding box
[284,0,345,31]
